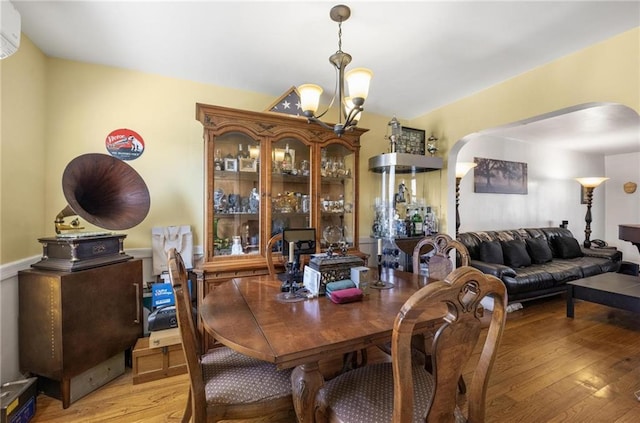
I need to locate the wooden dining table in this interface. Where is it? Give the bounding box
[199,269,444,422]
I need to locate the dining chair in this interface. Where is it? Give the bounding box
[167,248,294,423]
[313,266,507,423]
[266,232,284,276]
[412,233,470,278]
[412,233,472,394]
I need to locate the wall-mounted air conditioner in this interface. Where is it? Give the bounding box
[1,1,21,59]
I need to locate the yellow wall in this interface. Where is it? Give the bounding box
[1,28,638,264]
[0,35,389,263]
[407,27,639,230]
[1,36,47,263]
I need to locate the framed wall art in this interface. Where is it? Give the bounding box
[473,157,528,195]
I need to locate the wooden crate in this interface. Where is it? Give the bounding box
[132,337,187,385]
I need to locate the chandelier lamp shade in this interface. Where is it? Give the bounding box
[576,177,609,248]
[455,162,478,237]
[298,4,373,136]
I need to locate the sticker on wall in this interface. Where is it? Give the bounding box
[105,128,145,160]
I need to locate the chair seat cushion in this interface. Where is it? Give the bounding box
[319,362,465,423]
[202,346,292,405]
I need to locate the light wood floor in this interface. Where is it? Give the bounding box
[31,295,640,422]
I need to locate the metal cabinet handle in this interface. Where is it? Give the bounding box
[133,282,140,324]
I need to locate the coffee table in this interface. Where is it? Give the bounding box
[566,272,640,317]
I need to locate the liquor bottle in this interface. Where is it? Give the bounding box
[282,144,292,172]
[431,207,439,234]
[423,206,431,235]
[412,207,423,235]
[404,207,413,237]
[424,206,434,235]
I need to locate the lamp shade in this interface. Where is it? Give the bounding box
[455,162,477,178]
[298,84,323,114]
[345,68,373,100]
[576,177,609,188]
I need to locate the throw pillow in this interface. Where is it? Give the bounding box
[525,237,553,264]
[479,240,504,265]
[501,239,532,268]
[553,236,584,259]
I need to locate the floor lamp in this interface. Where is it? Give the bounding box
[576,177,609,248]
[455,162,477,237]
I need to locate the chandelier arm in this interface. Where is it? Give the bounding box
[306,116,335,132]
[344,106,362,128]
[311,65,341,120]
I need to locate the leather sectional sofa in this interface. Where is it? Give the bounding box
[457,227,622,303]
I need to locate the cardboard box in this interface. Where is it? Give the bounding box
[149,327,181,348]
[132,337,186,385]
[350,266,371,294]
[1,377,37,423]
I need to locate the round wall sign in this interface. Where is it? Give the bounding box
[105,128,145,160]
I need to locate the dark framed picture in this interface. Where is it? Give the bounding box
[398,126,426,155]
[224,158,237,172]
[239,158,257,172]
[473,157,528,195]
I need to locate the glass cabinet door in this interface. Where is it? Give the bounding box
[211,131,261,257]
[270,137,312,252]
[320,143,355,250]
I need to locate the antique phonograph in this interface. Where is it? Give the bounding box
[32,153,150,271]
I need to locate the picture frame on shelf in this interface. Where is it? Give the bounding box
[398,126,426,155]
[239,158,257,172]
[224,158,238,172]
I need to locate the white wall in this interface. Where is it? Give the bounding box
[605,152,640,264]
[456,134,606,240]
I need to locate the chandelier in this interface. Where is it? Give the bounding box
[298,4,373,136]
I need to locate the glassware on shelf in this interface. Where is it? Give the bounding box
[231,236,243,255]
[323,224,344,257]
[282,144,293,173]
[249,188,259,213]
[300,160,310,176]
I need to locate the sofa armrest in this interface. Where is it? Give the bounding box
[582,247,622,262]
[469,260,517,279]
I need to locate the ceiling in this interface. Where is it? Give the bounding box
[10,1,640,155]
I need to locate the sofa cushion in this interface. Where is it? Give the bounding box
[501,267,555,295]
[525,238,553,264]
[553,236,584,259]
[479,240,504,265]
[501,240,532,268]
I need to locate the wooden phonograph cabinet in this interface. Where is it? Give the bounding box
[19,153,149,408]
[19,260,143,408]
[196,103,368,347]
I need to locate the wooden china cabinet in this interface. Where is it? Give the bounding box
[195,103,368,347]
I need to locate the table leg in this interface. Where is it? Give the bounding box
[566,285,575,318]
[291,362,324,423]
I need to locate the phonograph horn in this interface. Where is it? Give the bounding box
[54,153,150,234]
